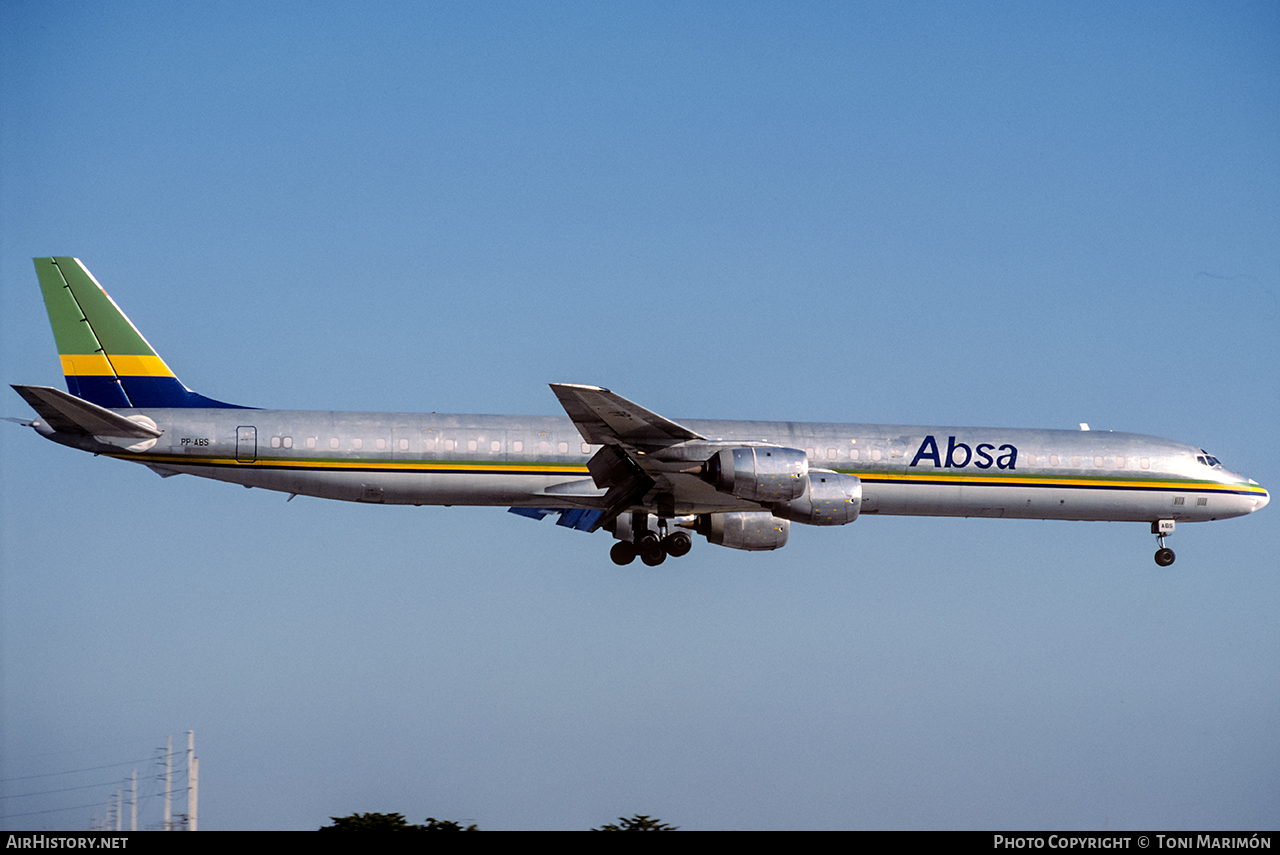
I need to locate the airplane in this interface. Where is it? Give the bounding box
[11,258,1269,567]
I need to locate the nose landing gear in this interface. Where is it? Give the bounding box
[1152,520,1176,566]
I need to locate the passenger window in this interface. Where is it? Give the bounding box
[270,436,281,448]
[581,443,591,454]
[329,438,339,450]
[827,448,837,460]
[491,440,501,452]
[352,438,363,450]
[1140,458,1150,469]
[444,439,455,451]
[306,437,317,449]
[558,441,569,453]
[468,440,478,452]
[513,441,523,453]
[399,439,409,451]
[282,436,293,449]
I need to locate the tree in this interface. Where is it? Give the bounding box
[422,817,478,831]
[320,812,478,831]
[320,812,416,830]
[592,814,678,831]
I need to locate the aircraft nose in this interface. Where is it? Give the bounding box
[1255,487,1270,512]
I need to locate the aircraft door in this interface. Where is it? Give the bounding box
[236,426,257,462]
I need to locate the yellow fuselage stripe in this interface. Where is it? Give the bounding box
[132,452,590,474]
[111,453,1267,495]
[850,469,1266,494]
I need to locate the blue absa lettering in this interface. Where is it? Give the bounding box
[911,435,1017,470]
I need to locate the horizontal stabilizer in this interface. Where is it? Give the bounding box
[11,384,162,438]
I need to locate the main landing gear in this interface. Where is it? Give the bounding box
[1152,519,1176,567]
[610,526,692,567]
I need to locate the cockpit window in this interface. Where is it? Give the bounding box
[1198,449,1222,468]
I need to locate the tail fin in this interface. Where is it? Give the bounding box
[33,258,244,409]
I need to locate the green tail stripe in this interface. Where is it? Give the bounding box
[34,257,103,356]
[46,257,159,356]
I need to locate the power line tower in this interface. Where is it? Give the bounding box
[186,731,198,831]
[163,731,198,831]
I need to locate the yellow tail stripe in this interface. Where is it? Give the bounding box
[60,353,175,377]
[60,354,114,376]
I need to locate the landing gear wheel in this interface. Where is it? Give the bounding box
[663,531,692,558]
[1150,521,1175,568]
[610,541,637,566]
[638,533,667,566]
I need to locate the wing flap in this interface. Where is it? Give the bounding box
[507,507,606,532]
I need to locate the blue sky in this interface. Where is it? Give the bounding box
[2,1,1277,830]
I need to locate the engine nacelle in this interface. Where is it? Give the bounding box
[701,446,809,502]
[772,470,861,526]
[696,512,790,551]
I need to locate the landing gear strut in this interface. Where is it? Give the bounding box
[1152,520,1176,566]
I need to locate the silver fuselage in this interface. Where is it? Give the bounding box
[37,408,1270,524]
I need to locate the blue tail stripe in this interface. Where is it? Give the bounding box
[66,375,131,408]
[116,376,248,409]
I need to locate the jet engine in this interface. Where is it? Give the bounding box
[772,470,861,526]
[695,511,790,551]
[700,447,809,502]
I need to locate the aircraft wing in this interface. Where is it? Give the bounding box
[549,384,759,531]
[549,383,703,448]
